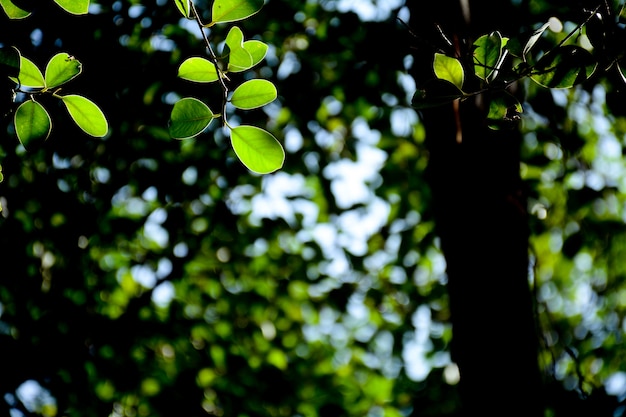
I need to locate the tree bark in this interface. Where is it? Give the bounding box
[407,1,543,416]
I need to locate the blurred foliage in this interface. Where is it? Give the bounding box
[0,1,625,416]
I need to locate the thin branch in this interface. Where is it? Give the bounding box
[189,1,229,126]
[554,5,601,49]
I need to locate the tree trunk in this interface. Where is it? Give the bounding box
[407,1,543,416]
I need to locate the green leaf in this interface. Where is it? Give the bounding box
[60,95,109,137]
[0,46,21,78]
[243,40,268,68]
[411,79,463,109]
[173,0,190,18]
[523,22,550,61]
[45,53,82,88]
[433,53,464,91]
[169,98,215,139]
[12,56,45,89]
[14,99,52,147]
[224,26,253,72]
[178,57,219,83]
[0,0,31,18]
[473,32,505,82]
[230,125,284,174]
[211,0,263,24]
[53,0,89,14]
[486,92,523,130]
[231,79,277,110]
[530,46,597,88]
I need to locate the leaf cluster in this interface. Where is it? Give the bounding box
[0,0,89,18]
[1,49,108,147]
[169,0,285,175]
[410,5,626,130]
[0,0,106,210]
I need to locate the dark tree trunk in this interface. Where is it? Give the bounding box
[407,1,543,416]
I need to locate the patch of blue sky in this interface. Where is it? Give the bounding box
[321,0,405,22]
[15,380,56,415]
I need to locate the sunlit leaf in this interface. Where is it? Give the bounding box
[53,0,89,14]
[523,22,550,61]
[178,57,219,83]
[169,97,215,139]
[12,56,44,89]
[230,125,284,174]
[14,99,51,147]
[211,0,263,24]
[0,46,20,78]
[243,40,268,68]
[433,53,464,91]
[224,26,253,72]
[486,92,523,130]
[45,53,82,88]
[411,79,463,109]
[0,0,31,18]
[173,0,190,18]
[474,31,504,82]
[231,79,277,110]
[530,46,597,88]
[61,94,109,137]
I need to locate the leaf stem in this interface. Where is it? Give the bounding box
[189,1,229,126]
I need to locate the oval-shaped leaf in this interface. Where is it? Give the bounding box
[230,125,284,174]
[14,99,52,148]
[0,0,31,19]
[45,53,82,88]
[61,94,109,137]
[473,32,503,81]
[530,46,597,88]
[0,45,21,78]
[173,0,190,18]
[54,0,89,14]
[231,79,277,110]
[12,56,44,89]
[178,57,219,83]
[211,0,263,24]
[169,97,215,139]
[224,26,253,72]
[433,53,464,91]
[411,79,463,109]
[243,40,268,68]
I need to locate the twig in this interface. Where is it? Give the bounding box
[188,1,229,126]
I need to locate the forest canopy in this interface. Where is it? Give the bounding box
[1,0,626,416]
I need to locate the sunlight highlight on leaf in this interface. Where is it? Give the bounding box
[45,53,82,88]
[61,94,109,137]
[169,97,214,139]
[14,99,51,147]
[230,79,277,110]
[230,125,284,174]
[211,0,263,24]
[433,53,464,91]
[13,56,44,88]
[53,0,89,15]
